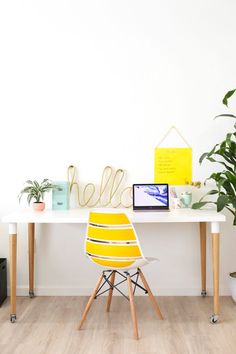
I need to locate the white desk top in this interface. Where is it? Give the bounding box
[1,208,226,224]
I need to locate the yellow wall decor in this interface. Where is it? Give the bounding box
[154,147,192,185]
[67,165,132,208]
[154,126,192,185]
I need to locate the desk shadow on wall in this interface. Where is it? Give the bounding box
[134,223,200,294]
[35,223,93,289]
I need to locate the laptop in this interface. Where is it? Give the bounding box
[133,184,169,211]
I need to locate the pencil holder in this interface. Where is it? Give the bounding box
[172,197,181,209]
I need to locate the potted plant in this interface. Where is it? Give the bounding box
[192,88,236,300]
[19,179,56,211]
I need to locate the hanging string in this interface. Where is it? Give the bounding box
[67,165,132,208]
[156,125,191,147]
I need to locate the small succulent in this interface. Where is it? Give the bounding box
[19,179,56,204]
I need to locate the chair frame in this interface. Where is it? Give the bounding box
[78,267,163,339]
[78,210,163,339]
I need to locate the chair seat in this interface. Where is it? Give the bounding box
[123,256,158,271]
[94,257,158,271]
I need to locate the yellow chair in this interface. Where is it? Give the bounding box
[78,210,163,339]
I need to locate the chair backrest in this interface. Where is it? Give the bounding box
[85,210,144,269]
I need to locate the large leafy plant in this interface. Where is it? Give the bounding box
[192,89,236,224]
[19,179,56,204]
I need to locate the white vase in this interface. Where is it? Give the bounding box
[229,272,236,302]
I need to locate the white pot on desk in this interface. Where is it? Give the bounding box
[229,272,236,302]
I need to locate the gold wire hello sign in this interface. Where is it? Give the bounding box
[67,165,132,208]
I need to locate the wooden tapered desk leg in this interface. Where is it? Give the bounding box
[28,223,35,298]
[9,223,17,323]
[200,222,207,297]
[210,222,220,323]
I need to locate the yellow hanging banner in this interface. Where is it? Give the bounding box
[154,147,192,185]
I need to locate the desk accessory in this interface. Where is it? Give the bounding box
[180,192,192,208]
[185,180,201,189]
[52,181,69,210]
[67,165,132,208]
[170,187,177,198]
[170,187,181,209]
[154,126,192,185]
[172,197,181,209]
[18,179,56,211]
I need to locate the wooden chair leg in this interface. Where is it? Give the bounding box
[78,273,104,330]
[106,271,116,312]
[127,274,139,340]
[138,268,163,320]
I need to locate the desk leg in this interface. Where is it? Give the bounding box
[28,223,35,298]
[210,222,220,324]
[200,222,207,297]
[9,223,17,323]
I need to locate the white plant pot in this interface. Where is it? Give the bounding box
[229,272,236,302]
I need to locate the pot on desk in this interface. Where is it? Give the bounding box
[229,272,236,302]
[33,202,45,212]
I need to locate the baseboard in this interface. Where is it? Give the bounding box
[9,286,230,297]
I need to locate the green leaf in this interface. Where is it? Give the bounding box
[20,186,33,194]
[225,171,236,191]
[225,206,235,216]
[199,143,219,165]
[222,89,236,107]
[199,152,208,164]
[212,160,234,173]
[42,178,49,184]
[216,195,229,212]
[229,196,236,209]
[33,181,40,188]
[27,194,35,205]
[219,179,235,196]
[207,157,217,162]
[206,172,222,182]
[226,133,232,147]
[215,114,236,119]
[215,152,234,166]
[199,190,218,202]
[192,201,213,209]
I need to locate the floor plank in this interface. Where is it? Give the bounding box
[0,296,235,354]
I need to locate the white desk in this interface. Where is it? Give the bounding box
[2,208,226,323]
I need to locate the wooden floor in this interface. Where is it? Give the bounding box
[0,296,236,354]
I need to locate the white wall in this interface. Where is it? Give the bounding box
[0,0,236,296]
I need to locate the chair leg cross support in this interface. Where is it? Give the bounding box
[95,270,148,300]
[78,268,163,339]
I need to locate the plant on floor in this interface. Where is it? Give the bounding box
[19,179,56,211]
[192,89,236,299]
[192,89,236,224]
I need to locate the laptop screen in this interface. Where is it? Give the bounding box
[133,184,169,210]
